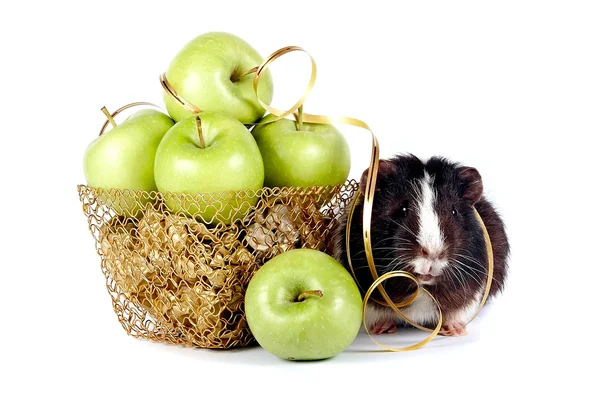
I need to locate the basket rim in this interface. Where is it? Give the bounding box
[77,179,359,198]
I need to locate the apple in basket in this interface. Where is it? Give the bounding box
[251,113,351,188]
[83,108,175,216]
[244,249,362,361]
[154,112,264,224]
[162,31,274,124]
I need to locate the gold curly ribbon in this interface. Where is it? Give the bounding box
[469,208,495,324]
[160,46,495,351]
[160,74,201,115]
[99,102,161,136]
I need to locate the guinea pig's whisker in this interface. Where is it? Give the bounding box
[443,269,459,293]
[388,220,418,238]
[450,259,484,284]
[371,237,400,247]
[351,262,407,273]
[455,253,488,270]
[381,262,410,274]
[454,255,502,284]
[444,267,461,292]
[453,249,485,265]
[447,266,468,294]
[400,225,418,238]
[383,256,410,271]
[450,275,459,293]
[455,256,483,268]
[454,253,496,277]
[372,254,412,261]
[456,248,479,260]
[455,262,488,279]
[354,246,411,256]
[450,259,478,279]
[449,263,469,289]
[351,238,399,255]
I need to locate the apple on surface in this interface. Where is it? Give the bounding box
[154,112,264,225]
[251,114,351,188]
[244,248,363,361]
[163,31,274,124]
[83,109,174,216]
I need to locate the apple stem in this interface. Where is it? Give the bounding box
[242,66,258,77]
[231,66,258,83]
[297,105,304,131]
[195,116,206,148]
[101,106,117,128]
[297,290,323,302]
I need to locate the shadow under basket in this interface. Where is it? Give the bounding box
[78,181,358,349]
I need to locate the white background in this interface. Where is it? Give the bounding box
[1,0,598,398]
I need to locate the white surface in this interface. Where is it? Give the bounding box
[1,0,599,398]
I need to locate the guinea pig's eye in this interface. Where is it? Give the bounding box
[452,207,458,218]
[400,201,409,218]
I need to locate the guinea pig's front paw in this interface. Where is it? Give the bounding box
[440,321,468,336]
[369,319,397,335]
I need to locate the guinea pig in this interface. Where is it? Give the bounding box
[330,154,510,336]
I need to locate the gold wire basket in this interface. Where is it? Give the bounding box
[78,181,358,349]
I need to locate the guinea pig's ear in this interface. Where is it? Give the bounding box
[359,159,396,194]
[457,167,483,203]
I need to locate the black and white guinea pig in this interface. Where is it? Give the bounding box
[330,154,510,336]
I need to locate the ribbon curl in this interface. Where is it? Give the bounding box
[98,102,161,136]
[159,46,495,352]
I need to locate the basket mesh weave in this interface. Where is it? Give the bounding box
[78,181,358,349]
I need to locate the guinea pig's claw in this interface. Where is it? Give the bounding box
[369,319,397,335]
[440,321,468,336]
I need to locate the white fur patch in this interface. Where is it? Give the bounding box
[364,303,398,328]
[449,288,484,323]
[400,290,439,325]
[416,172,445,257]
[366,288,483,330]
[364,291,439,329]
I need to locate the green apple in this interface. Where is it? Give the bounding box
[83,109,175,216]
[163,32,274,124]
[244,249,363,361]
[251,114,351,188]
[154,112,264,224]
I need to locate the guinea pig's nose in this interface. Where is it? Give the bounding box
[420,247,447,260]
